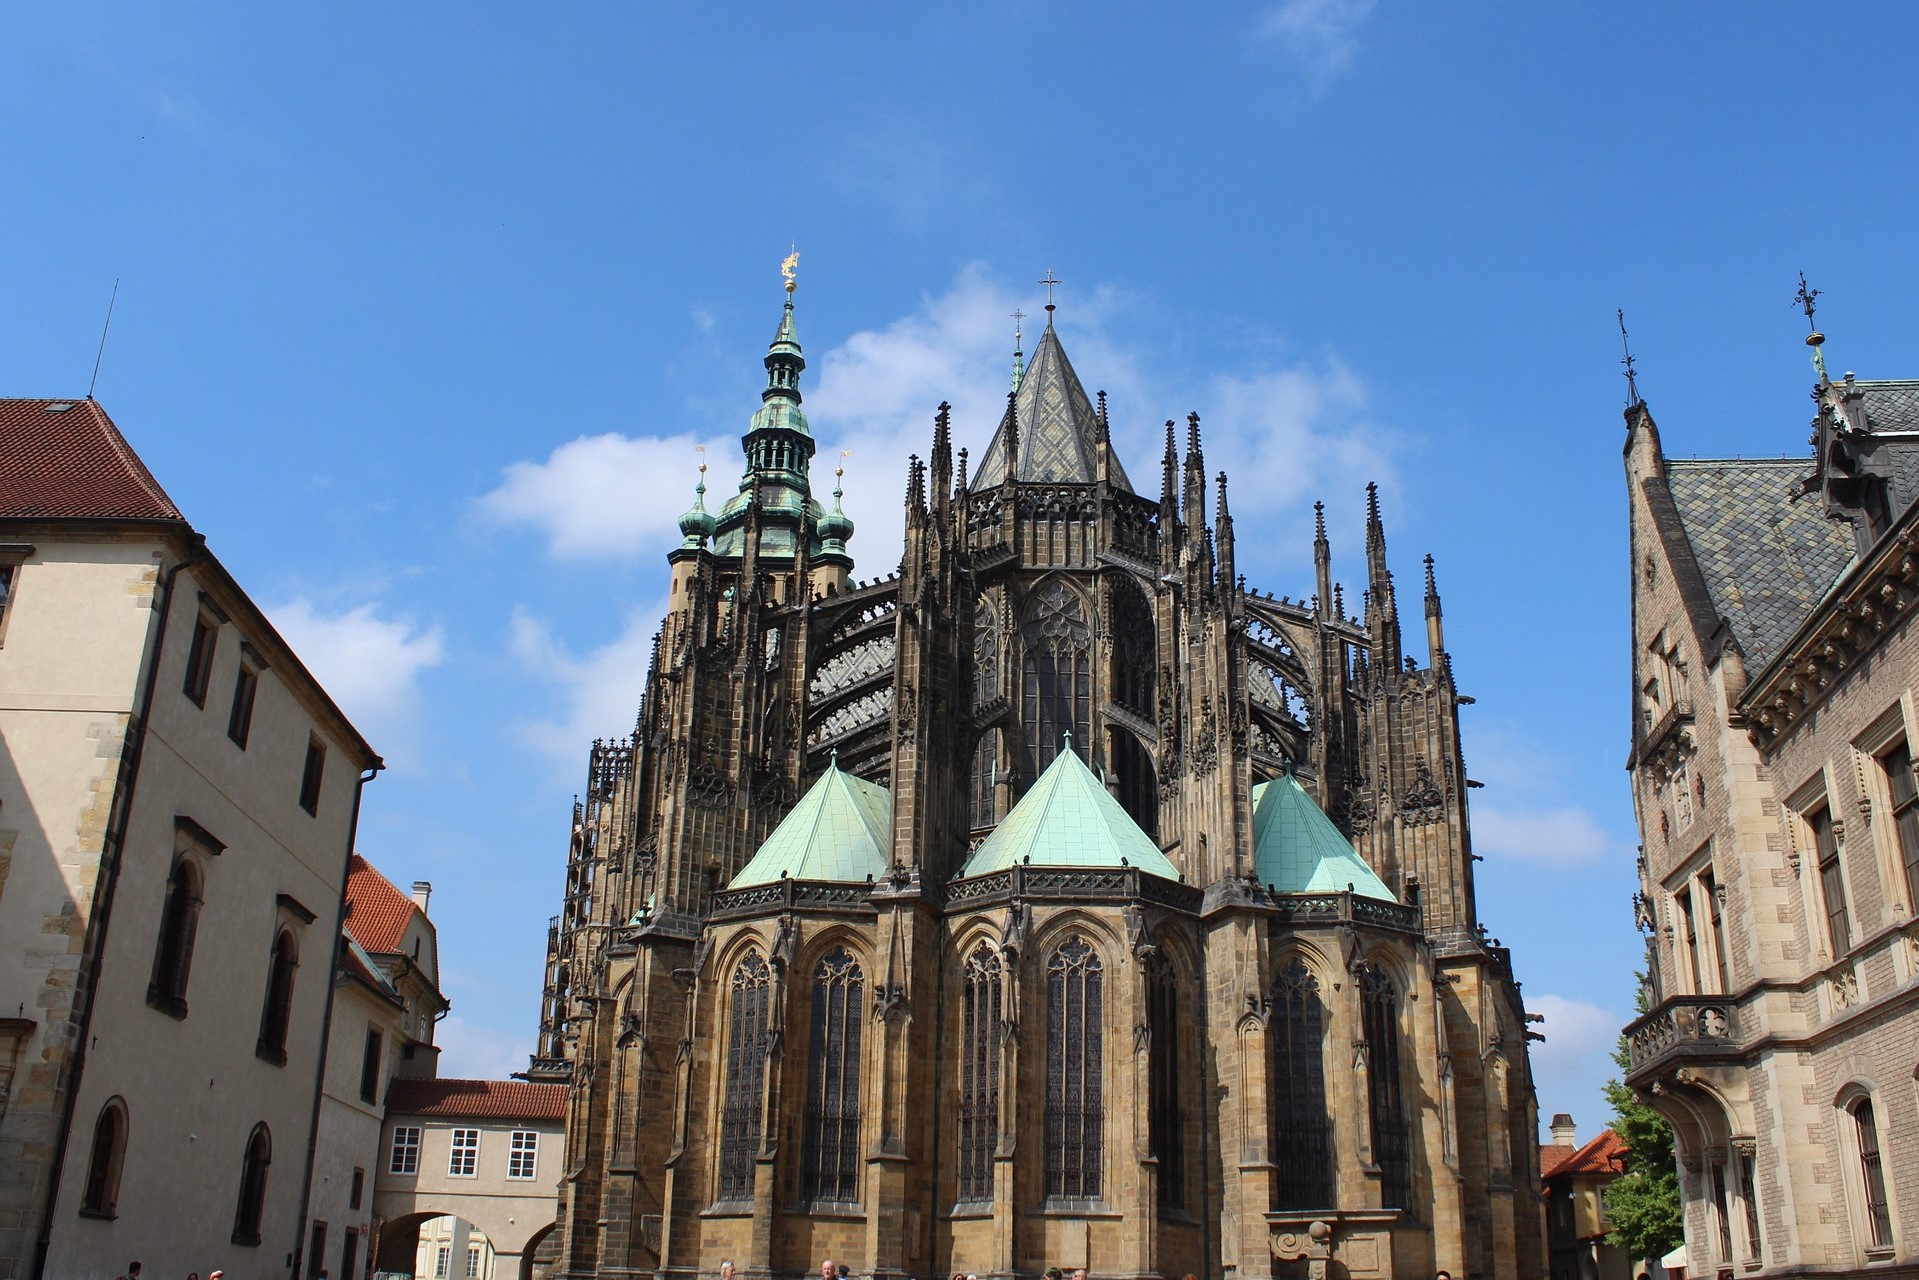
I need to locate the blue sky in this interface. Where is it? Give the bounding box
[7,2,1918,1141]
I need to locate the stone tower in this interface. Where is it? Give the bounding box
[531,277,1546,1280]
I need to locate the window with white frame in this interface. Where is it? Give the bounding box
[1666,849,1728,995]
[448,1128,479,1177]
[434,1246,449,1278]
[388,1126,420,1175]
[465,1246,481,1279]
[508,1130,538,1180]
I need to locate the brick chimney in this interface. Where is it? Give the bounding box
[1549,1113,1576,1147]
[411,881,433,915]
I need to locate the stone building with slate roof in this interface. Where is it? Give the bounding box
[1623,338,1919,1276]
[532,279,1546,1280]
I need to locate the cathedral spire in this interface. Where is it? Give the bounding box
[1182,412,1206,530]
[1424,553,1445,664]
[1365,482,1402,671]
[1314,500,1332,613]
[1215,471,1236,594]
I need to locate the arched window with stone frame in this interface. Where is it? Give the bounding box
[717,951,771,1202]
[232,1123,272,1246]
[148,854,205,1016]
[256,928,300,1065]
[1841,1090,1895,1253]
[970,729,999,833]
[800,946,864,1205]
[956,942,1002,1204]
[1360,966,1412,1210]
[1108,578,1155,718]
[973,592,1001,711]
[1044,935,1104,1202]
[1270,956,1333,1209]
[80,1097,128,1218]
[1021,580,1091,778]
[1110,728,1157,839]
[1145,952,1183,1215]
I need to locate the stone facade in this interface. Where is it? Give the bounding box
[1623,352,1919,1276]
[534,285,1547,1280]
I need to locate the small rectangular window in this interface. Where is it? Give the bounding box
[435,1246,450,1279]
[466,1247,481,1279]
[349,1166,364,1210]
[183,613,219,706]
[1811,805,1851,952]
[388,1126,420,1175]
[228,662,259,748]
[300,736,327,815]
[360,1028,383,1104]
[507,1130,538,1180]
[449,1128,479,1178]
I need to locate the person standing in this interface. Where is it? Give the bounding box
[115,1261,142,1280]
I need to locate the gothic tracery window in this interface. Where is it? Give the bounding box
[1045,936,1103,1201]
[1271,958,1333,1209]
[801,947,864,1204]
[1146,955,1183,1214]
[1022,581,1091,777]
[718,951,771,1201]
[1111,728,1157,839]
[1361,966,1412,1210]
[973,594,1001,710]
[957,944,1002,1203]
[970,731,998,832]
[1109,580,1155,717]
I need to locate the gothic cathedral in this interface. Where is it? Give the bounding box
[532,275,1546,1280]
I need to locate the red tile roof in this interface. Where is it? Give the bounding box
[0,399,183,521]
[386,1077,566,1122]
[1542,1130,1629,1181]
[1538,1143,1576,1179]
[344,853,420,954]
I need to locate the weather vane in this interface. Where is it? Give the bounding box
[1794,271,1829,380]
[781,247,800,294]
[695,443,707,476]
[1617,309,1641,407]
[837,447,850,481]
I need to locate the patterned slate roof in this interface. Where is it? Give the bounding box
[1663,458,1855,670]
[1858,379,1919,436]
[728,762,893,887]
[0,398,183,520]
[959,745,1178,879]
[1250,773,1396,901]
[385,1077,566,1122]
[343,853,423,954]
[971,325,1133,491]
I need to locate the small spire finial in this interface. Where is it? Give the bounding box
[1314,500,1327,542]
[781,247,800,295]
[1011,308,1026,390]
[1039,269,1062,323]
[1617,309,1642,408]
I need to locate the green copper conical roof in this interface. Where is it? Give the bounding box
[728,761,892,888]
[1250,772,1395,901]
[958,742,1179,880]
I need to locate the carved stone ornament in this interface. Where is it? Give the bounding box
[1402,755,1446,826]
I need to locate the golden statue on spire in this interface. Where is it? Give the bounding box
[781,248,800,294]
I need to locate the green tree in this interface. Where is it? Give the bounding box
[1602,993,1684,1260]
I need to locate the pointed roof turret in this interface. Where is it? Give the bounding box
[727,759,892,888]
[677,456,717,549]
[958,742,1179,879]
[1251,771,1395,901]
[971,323,1133,490]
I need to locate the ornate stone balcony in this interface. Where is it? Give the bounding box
[1624,996,1741,1080]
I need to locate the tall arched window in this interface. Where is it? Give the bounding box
[1851,1096,1894,1249]
[1111,729,1158,839]
[80,1097,128,1218]
[1022,582,1091,778]
[1044,936,1103,1201]
[232,1123,271,1246]
[970,731,998,832]
[801,946,864,1204]
[256,929,299,1064]
[1271,958,1332,1209]
[973,594,1000,710]
[717,952,771,1201]
[1360,967,1411,1210]
[957,944,1002,1203]
[1108,580,1155,717]
[1146,955,1183,1214]
[148,857,204,1016]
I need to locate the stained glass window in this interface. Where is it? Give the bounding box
[1022,582,1091,777]
[957,944,1002,1203]
[1361,967,1411,1209]
[1045,936,1103,1201]
[1146,955,1183,1214]
[801,947,864,1204]
[1271,958,1332,1209]
[1109,580,1155,717]
[718,951,771,1201]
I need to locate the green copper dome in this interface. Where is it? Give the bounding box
[727,760,892,888]
[1250,772,1396,901]
[678,472,716,548]
[958,742,1179,880]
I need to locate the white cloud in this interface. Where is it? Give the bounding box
[509,604,661,769]
[434,1013,533,1082]
[478,430,729,560]
[267,598,444,768]
[1462,722,1621,866]
[1528,993,1625,1136]
[1261,0,1377,89]
[1473,803,1611,865]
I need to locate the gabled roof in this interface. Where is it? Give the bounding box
[1662,458,1854,670]
[1540,1129,1629,1181]
[1538,1143,1577,1179]
[385,1077,566,1123]
[728,761,893,888]
[971,325,1132,491]
[959,745,1178,879]
[339,931,406,1009]
[344,853,423,954]
[1250,772,1396,901]
[0,398,183,521]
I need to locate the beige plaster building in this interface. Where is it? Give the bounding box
[1538,1115,1630,1280]
[0,398,381,1280]
[1623,330,1919,1275]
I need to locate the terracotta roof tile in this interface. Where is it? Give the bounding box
[344,853,420,954]
[0,399,183,521]
[385,1077,565,1122]
[1539,1143,1576,1179]
[1543,1130,1628,1181]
